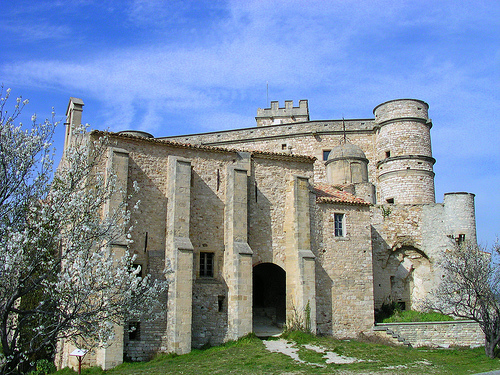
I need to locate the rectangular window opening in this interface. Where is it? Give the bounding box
[200,252,214,277]
[457,234,466,245]
[385,151,391,158]
[128,322,141,341]
[218,295,225,312]
[323,150,331,161]
[334,213,344,237]
[386,198,394,204]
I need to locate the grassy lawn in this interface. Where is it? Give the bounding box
[55,332,500,375]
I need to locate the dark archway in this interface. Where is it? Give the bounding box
[253,263,286,335]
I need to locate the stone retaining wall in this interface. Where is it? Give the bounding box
[374,321,484,348]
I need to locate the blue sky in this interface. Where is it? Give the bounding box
[1,0,498,247]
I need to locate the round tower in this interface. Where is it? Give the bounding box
[443,192,477,245]
[374,99,435,204]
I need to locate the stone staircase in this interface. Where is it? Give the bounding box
[373,324,413,348]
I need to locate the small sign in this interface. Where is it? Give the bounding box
[69,349,88,357]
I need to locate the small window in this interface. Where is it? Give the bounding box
[200,252,214,277]
[386,198,394,204]
[218,295,225,312]
[128,322,140,341]
[385,151,391,158]
[281,144,287,150]
[457,234,466,245]
[323,150,331,161]
[334,213,344,237]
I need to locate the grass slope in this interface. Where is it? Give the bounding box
[56,332,500,375]
[382,310,455,323]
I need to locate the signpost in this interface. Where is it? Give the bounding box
[69,349,88,375]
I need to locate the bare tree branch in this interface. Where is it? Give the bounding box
[426,240,500,358]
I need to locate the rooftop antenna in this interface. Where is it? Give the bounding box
[266,81,269,107]
[341,117,347,144]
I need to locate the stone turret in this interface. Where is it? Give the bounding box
[326,143,369,184]
[444,192,477,245]
[374,99,435,205]
[256,100,309,126]
[325,142,375,204]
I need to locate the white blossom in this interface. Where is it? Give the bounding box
[0,88,169,374]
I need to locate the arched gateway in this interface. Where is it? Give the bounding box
[252,263,286,336]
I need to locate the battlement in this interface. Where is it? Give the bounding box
[256,99,309,127]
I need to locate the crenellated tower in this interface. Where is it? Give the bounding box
[256,100,309,126]
[374,99,436,205]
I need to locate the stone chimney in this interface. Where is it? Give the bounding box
[64,97,84,153]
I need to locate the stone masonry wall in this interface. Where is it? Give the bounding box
[314,203,374,337]
[378,171,435,205]
[370,198,475,312]
[192,281,227,348]
[375,321,484,348]
[104,134,320,357]
[107,135,238,358]
[161,120,377,187]
[248,156,314,268]
[371,204,427,310]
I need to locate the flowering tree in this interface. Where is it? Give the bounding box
[0,88,168,374]
[426,241,500,358]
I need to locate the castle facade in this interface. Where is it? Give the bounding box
[58,98,476,369]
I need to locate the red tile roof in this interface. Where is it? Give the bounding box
[91,130,315,163]
[313,183,370,206]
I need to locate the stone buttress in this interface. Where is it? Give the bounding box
[224,152,253,340]
[90,147,129,370]
[284,175,317,331]
[166,156,194,354]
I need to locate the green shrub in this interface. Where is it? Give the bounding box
[29,359,56,375]
[375,301,402,323]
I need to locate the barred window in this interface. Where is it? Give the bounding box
[200,252,214,277]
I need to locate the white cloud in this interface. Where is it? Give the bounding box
[1,0,499,244]
[0,21,71,41]
[2,0,497,136]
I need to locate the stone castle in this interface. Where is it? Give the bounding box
[57,98,477,369]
